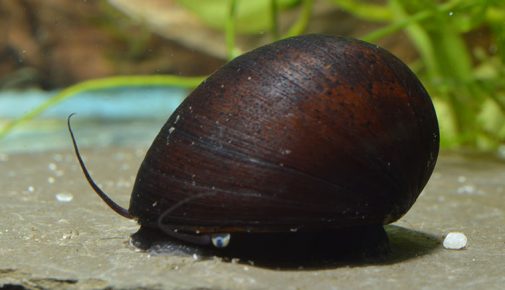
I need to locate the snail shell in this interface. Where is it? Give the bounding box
[70,34,439,248]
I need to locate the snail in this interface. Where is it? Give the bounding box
[68,34,439,250]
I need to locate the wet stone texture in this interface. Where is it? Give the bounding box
[0,149,504,290]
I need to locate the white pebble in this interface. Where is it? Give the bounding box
[443,232,467,250]
[55,192,74,202]
[48,163,57,171]
[456,185,476,195]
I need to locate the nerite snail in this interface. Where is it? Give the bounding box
[68,34,439,249]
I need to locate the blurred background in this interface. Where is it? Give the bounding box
[0,0,504,154]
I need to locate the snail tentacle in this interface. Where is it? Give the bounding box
[67,114,133,219]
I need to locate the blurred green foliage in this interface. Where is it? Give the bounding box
[2,0,505,152]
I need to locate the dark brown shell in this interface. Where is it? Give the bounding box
[129,34,439,234]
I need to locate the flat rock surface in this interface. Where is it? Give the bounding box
[1,149,504,289]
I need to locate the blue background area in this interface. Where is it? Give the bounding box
[0,87,188,120]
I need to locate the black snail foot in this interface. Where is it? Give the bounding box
[221,225,391,263]
[130,224,390,267]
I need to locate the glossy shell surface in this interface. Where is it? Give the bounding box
[129,34,439,233]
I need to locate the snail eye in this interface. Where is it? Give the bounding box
[211,233,231,248]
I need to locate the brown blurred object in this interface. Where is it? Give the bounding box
[109,0,229,59]
[0,0,223,89]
